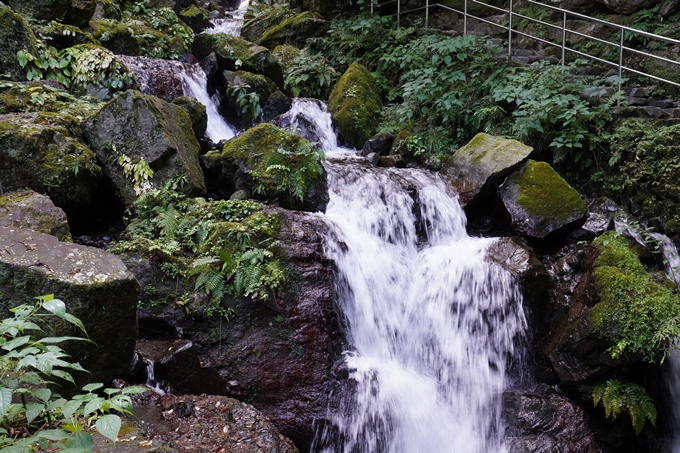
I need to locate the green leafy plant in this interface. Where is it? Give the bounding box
[0,295,147,451]
[117,155,154,196]
[258,141,326,203]
[592,379,657,435]
[284,50,338,99]
[228,84,261,127]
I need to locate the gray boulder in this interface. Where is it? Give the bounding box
[0,227,139,385]
[172,96,208,139]
[6,0,71,22]
[82,90,206,206]
[0,112,103,208]
[440,133,533,208]
[499,160,588,238]
[0,189,72,242]
[0,5,39,81]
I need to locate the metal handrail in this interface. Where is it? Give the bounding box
[374,0,680,99]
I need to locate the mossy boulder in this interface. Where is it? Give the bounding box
[90,19,185,58]
[82,90,206,206]
[590,231,680,362]
[0,80,106,118]
[223,69,276,127]
[172,95,208,139]
[205,122,328,212]
[0,189,72,242]
[63,0,97,28]
[441,133,534,209]
[0,112,103,208]
[6,0,71,22]
[328,62,382,150]
[192,33,284,88]
[35,21,97,50]
[0,5,39,81]
[241,1,297,43]
[91,0,121,21]
[258,11,329,50]
[499,160,588,238]
[0,226,139,385]
[179,5,211,33]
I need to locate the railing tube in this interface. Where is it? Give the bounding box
[425,0,429,27]
[464,0,468,35]
[561,11,567,68]
[618,29,624,106]
[508,0,513,61]
[397,0,400,27]
[371,0,373,15]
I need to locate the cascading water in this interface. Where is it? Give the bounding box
[299,103,526,452]
[204,0,250,36]
[180,65,236,142]
[272,99,338,150]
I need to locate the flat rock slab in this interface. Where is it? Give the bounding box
[441,133,533,208]
[0,226,138,384]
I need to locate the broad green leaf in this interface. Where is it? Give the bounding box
[82,397,104,417]
[121,385,149,395]
[36,429,69,441]
[31,387,51,402]
[43,298,66,319]
[52,370,76,386]
[0,388,12,417]
[2,335,30,352]
[63,314,87,336]
[96,414,121,442]
[46,397,67,411]
[39,336,88,344]
[82,383,103,392]
[64,430,92,450]
[61,399,82,420]
[25,402,45,424]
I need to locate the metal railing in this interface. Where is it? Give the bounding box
[374,0,680,97]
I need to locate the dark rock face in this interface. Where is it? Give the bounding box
[125,210,339,451]
[503,390,602,453]
[499,160,588,239]
[0,5,38,81]
[117,56,188,102]
[6,0,71,22]
[82,90,206,206]
[63,0,96,28]
[0,189,72,242]
[172,96,208,139]
[0,227,139,385]
[361,133,394,158]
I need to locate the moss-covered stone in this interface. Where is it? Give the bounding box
[34,21,97,50]
[0,80,106,119]
[0,5,39,81]
[172,95,207,139]
[241,1,297,43]
[0,189,72,241]
[91,0,121,21]
[215,123,328,212]
[590,230,680,362]
[6,0,71,22]
[223,69,276,127]
[192,33,283,87]
[0,226,138,386]
[179,5,210,33]
[328,62,382,150]
[90,19,185,58]
[258,11,329,50]
[272,44,301,70]
[499,160,587,238]
[82,90,206,205]
[0,112,103,208]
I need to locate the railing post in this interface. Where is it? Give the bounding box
[508,0,513,62]
[618,28,624,106]
[371,0,374,15]
[425,0,429,28]
[561,11,567,68]
[464,0,468,35]
[397,0,400,27]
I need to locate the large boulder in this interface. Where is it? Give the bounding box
[0,189,72,242]
[222,69,277,127]
[193,33,284,88]
[440,133,533,209]
[503,390,602,453]
[116,55,187,101]
[82,90,206,206]
[203,122,328,212]
[499,160,588,239]
[258,11,330,50]
[0,227,139,384]
[172,95,208,139]
[63,0,96,27]
[0,5,39,81]
[5,0,70,22]
[242,1,297,43]
[0,112,103,208]
[328,62,382,150]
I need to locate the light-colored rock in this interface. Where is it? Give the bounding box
[0,189,72,241]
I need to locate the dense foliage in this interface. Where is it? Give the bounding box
[592,379,657,435]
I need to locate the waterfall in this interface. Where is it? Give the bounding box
[303,102,526,452]
[180,65,236,142]
[272,99,339,151]
[204,0,250,36]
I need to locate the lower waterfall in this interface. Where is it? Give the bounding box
[300,103,527,452]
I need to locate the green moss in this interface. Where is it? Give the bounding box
[590,231,680,362]
[242,1,297,43]
[328,62,382,149]
[258,11,328,49]
[515,160,586,221]
[179,4,206,20]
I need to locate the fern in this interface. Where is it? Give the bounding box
[593,380,657,435]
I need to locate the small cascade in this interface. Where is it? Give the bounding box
[180,65,236,142]
[300,99,526,451]
[144,359,167,395]
[272,99,339,150]
[204,0,250,36]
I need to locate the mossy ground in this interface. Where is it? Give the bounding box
[515,160,587,221]
[328,62,382,149]
[590,231,680,362]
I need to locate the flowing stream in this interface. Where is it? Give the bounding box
[301,103,527,452]
[204,0,250,35]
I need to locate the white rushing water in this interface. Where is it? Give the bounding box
[300,104,527,452]
[273,99,339,150]
[180,65,236,142]
[204,0,250,36]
